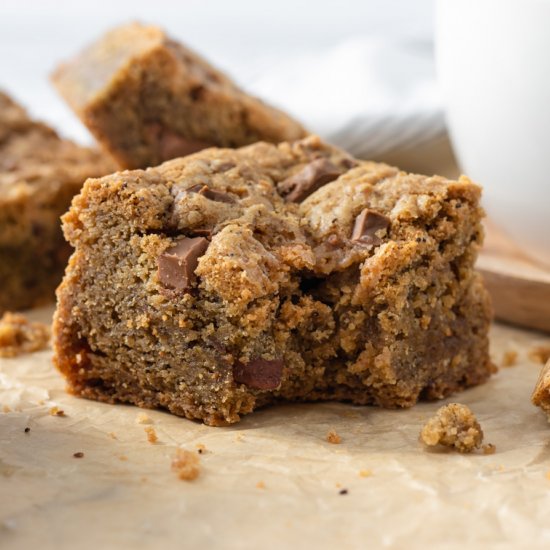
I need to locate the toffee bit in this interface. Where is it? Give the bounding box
[24,427,30,433]
[73,452,84,458]
[339,489,349,495]
[482,443,497,455]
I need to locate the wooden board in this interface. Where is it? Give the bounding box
[478,221,550,333]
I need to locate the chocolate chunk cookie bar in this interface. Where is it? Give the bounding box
[0,91,114,313]
[52,23,306,170]
[53,136,493,425]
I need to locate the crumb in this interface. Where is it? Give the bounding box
[326,429,342,444]
[24,427,30,433]
[196,443,206,454]
[256,481,266,489]
[140,477,148,483]
[136,412,152,424]
[339,489,349,495]
[0,312,50,357]
[171,448,200,481]
[2,405,11,413]
[73,452,84,458]
[108,432,117,439]
[118,455,128,461]
[420,403,483,453]
[49,406,65,417]
[359,469,372,478]
[235,433,244,442]
[482,443,496,455]
[528,346,550,365]
[144,426,158,444]
[501,350,518,367]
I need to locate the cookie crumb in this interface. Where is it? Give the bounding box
[339,488,349,495]
[256,481,266,489]
[136,412,152,424]
[528,346,550,365]
[144,426,158,444]
[0,312,50,358]
[2,405,12,413]
[196,443,206,454]
[482,443,496,455]
[24,427,30,433]
[108,432,117,440]
[73,452,84,458]
[49,406,65,417]
[235,433,244,442]
[118,455,128,461]
[359,469,372,478]
[420,403,483,453]
[171,448,200,481]
[326,429,342,444]
[501,350,518,367]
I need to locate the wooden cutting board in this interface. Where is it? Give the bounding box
[478,221,550,333]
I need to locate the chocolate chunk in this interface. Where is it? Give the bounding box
[279,158,344,202]
[351,209,391,245]
[233,358,284,390]
[145,123,211,161]
[186,184,235,204]
[158,237,209,291]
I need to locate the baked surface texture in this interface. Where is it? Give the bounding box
[0,91,114,313]
[52,23,307,170]
[53,136,494,426]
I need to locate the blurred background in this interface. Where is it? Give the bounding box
[0,0,455,175]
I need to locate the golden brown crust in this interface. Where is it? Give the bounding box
[0,90,115,313]
[53,136,493,425]
[52,22,307,169]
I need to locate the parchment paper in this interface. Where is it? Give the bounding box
[2,306,550,550]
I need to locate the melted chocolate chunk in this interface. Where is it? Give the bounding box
[186,184,236,203]
[158,237,209,291]
[351,209,391,245]
[145,123,211,161]
[278,158,344,202]
[233,358,284,390]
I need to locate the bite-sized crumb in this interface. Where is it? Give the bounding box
[359,469,373,478]
[144,426,158,443]
[501,350,518,368]
[326,429,342,444]
[196,443,206,454]
[136,412,152,424]
[256,481,266,489]
[0,312,50,358]
[24,427,30,433]
[171,448,200,481]
[73,452,84,458]
[118,455,128,461]
[528,346,550,365]
[482,443,497,455]
[420,403,483,453]
[235,434,244,442]
[108,432,117,439]
[2,405,12,413]
[339,489,349,495]
[49,406,65,417]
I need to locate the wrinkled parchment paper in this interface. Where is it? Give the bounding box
[2,306,550,550]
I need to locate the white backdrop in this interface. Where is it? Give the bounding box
[0,0,440,160]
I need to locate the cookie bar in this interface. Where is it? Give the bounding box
[52,23,307,170]
[0,91,114,313]
[53,136,493,426]
[532,360,550,417]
